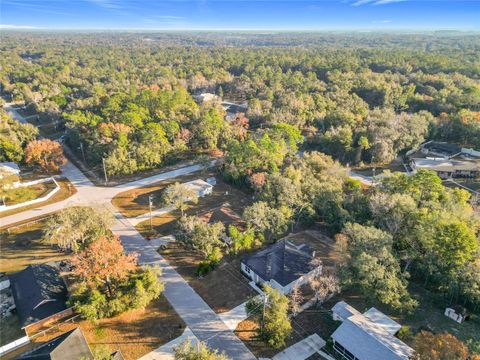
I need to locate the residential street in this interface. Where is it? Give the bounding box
[1,105,256,360]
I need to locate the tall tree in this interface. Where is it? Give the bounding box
[246,285,292,349]
[174,340,229,360]
[43,206,114,252]
[413,331,469,360]
[25,139,66,173]
[163,182,199,217]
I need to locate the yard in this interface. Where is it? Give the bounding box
[0,177,76,219]
[3,296,185,360]
[235,307,340,359]
[0,218,70,273]
[352,157,406,177]
[133,173,252,238]
[159,243,257,313]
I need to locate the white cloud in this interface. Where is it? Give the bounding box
[352,0,407,5]
[152,15,186,20]
[87,0,123,10]
[373,0,407,4]
[0,24,38,29]
[372,19,393,23]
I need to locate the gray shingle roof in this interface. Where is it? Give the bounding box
[16,328,93,360]
[9,264,68,327]
[242,240,315,286]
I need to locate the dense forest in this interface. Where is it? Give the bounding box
[1,33,479,344]
[1,32,479,173]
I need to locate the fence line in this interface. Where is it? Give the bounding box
[0,336,30,356]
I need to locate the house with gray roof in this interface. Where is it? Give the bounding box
[410,158,479,179]
[331,302,414,360]
[16,328,92,360]
[240,239,320,294]
[8,263,69,328]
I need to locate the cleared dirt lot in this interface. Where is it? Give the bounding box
[160,243,257,313]
[0,218,70,273]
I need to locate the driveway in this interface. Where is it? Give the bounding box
[108,205,256,360]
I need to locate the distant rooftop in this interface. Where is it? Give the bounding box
[332,300,361,320]
[412,158,478,172]
[421,141,462,157]
[363,307,401,335]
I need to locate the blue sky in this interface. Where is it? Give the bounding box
[1,0,479,30]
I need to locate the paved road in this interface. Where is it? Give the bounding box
[2,105,256,359]
[108,205,255,359]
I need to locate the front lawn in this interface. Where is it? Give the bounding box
[0,218,70,273]
[159,243,256,313]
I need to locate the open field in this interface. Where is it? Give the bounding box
[160,243,257,313]
[0,218,70,273]
[0,177,76,219]
[3,296,184,360]
[134,175,252,238]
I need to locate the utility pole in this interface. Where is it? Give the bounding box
[261,293,268,333]
[149,194,153,231]
[79,142,86,164]
[102,157,108,185]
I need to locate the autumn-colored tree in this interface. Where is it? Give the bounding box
[309,269,341,306]
[72,235,137,296]
[289,284,304,316]
[413,331,469,360]
[25,139,66,173]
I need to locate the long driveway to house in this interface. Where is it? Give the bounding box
[1,104,256,360]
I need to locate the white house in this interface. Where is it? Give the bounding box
[241,239,320,294]
[183,179,213,197]
[410,158,479,179]
[195,93,219,103]
[331,302,413,360]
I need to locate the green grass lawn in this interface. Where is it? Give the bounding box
[1,182,52,206]
[0,177,76,219]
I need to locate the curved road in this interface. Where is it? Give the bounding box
[1,105,256,360]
